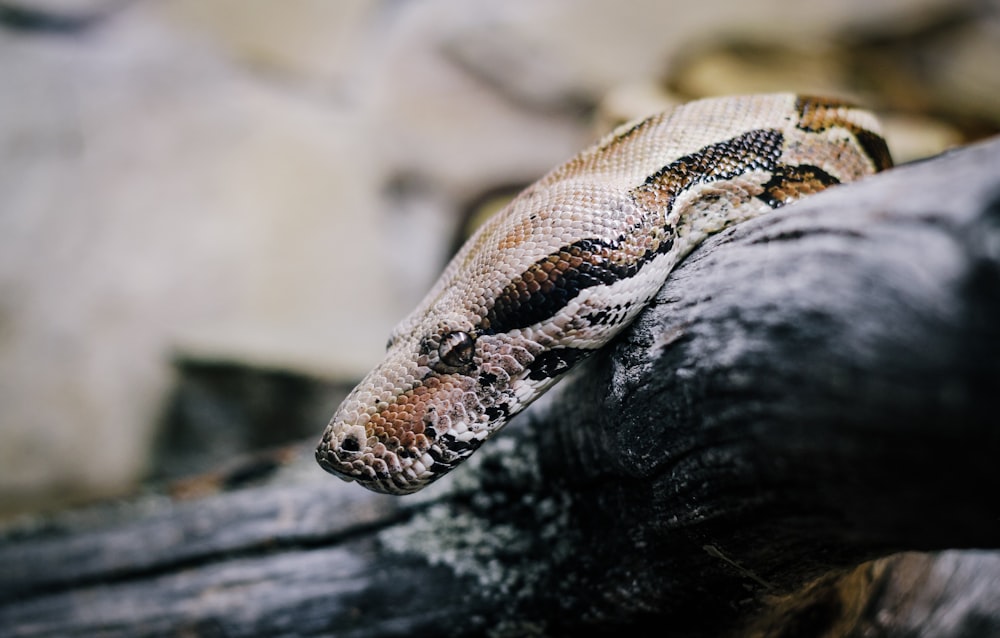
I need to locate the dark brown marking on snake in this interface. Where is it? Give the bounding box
[583,302,633,327]
[852,129,894,172]
[584,309,610,325]
[525,347,592,381]
[756,163,840,209]
[435,433,482,457]
[484,404,508,421]
[795,96,893,172]
[633,128,785,211]
[795,95,853,123]
[479,371,499,386]
[483,237,656,334]
[485,129,785,335]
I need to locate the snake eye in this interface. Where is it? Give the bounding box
[439,331,475,367]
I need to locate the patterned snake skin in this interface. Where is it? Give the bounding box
[316,93,893,494]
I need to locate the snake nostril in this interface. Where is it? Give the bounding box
[340,436,361,453]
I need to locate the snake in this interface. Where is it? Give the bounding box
[316,93,893,495]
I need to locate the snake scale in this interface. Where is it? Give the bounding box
[316,93,893,495]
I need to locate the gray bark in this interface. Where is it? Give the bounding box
[2,137,1000,637]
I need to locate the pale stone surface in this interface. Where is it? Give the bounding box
[157,0,374,89]
[0,5,394,508]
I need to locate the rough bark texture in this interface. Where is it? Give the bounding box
[2,137,1000,637]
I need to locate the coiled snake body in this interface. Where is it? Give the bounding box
[316,93,892,494]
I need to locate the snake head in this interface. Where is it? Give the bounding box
[316,313,566,494]
[314,184,642,495]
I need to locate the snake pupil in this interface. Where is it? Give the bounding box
[439,331,475,367]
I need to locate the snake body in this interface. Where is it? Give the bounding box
[316,93,892,495]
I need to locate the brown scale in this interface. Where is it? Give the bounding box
[763,168,836,205]
[497,215,537,251]
[369,384,438,445]
[382,375,476,448]
[795,95,854,131]
[796,96,894,172]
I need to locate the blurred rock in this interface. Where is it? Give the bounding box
[153,356,350,482]
[880,114,965,164]
[0,0,122,34]
[664,1,999,162]
[156,0,374,91]
[931,17,1000,129]
[668,42,850,102]
[0,3,394,513]
[590,82,678,139]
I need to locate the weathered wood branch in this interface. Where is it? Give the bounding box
[2,137,1000,637]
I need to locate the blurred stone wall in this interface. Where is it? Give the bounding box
[1,0,996,515]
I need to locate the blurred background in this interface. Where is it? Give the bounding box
[1,0,997,518]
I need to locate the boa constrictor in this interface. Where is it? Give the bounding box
[316,93,893,495]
